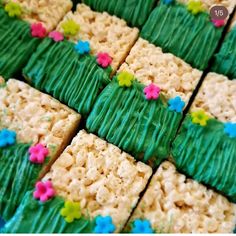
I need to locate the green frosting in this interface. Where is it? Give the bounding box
[172,116,236,202]
[23,38,111,117]
[83,0,156,28]
[0,8,39,80]
[141,1,223,70]
[86,78,182,167]
[0,143,42,220]
[211,26,236,79]
[1,191,95,233]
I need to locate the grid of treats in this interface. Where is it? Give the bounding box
[141,0,234,70]
[211,16,236,79]
[82,0,156,28]
[0,78,81,220]
[172,72,236,202]
[0,8,40,80]
[126,161,236,233]
[119,38,203,104]
[2,0,73,32]
[56,3,139,72]
[1,130,152,233]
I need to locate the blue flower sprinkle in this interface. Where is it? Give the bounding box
[74,40,90,55]
[0,129,16,148]
[224,122,236,138]
[131,219,153,233]
[163,0,174,4]
[168,96,185,113]
[93,215,116,233]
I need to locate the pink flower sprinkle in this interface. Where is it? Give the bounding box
[29,143,49,164]
[48,31,64,42]
[31,23,47,38]
[212,19,225,28]
[97,52,112,68]
[33,181,55,202]
[144,83,161,100]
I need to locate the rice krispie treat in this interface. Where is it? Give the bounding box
[172,72,236,202]
[1,130,152,233]
[2,0,73,32]
[211,16,236,79]
[0,79,81,220]
[86,73,185,167]
[126,161,236,233]
[56,3,139,72]
[83,0,156,28]
[119,38,203,104]
[0,7,40,80]
[141,0,234,70]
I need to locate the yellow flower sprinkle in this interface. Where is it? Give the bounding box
[191,110,209,126]
[187,0,204,15]
[5,2,22,18]
[117,71,134,87]
[61,19,80,36]
[60,201,81,223]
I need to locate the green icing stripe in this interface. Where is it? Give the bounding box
[23,38,111,117]
[83,0,156,28]
[211,26,236,79]
[0,143,42,220]
[172,116,236,202]
[2,191,95,233]
[86,78,182,167]
[0,8,40,79]
[141,1,223,70]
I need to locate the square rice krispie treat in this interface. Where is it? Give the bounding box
[126,161,236,233]
[141,0,234,70]
[211,16,236,79]
[2,0,73,32]
[56,3,139,72]
[83,0,156,28]
[0,8,40,80]
[0,79,81,220]
[172,72,236,202]
[1,130,152,233]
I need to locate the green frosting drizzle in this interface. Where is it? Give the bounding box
[141,1,223,70]
[0,143,42,220]
[23,38,111,117]
[211,26,236,79]
[0,8,40,80]
[172,115,236,202]
[83,0,156,28]
[2,191,95,233]
[86,78,182,167]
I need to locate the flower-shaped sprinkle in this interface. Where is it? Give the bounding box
[31,23,47,38]
[60,201,81,223]
[117,71,134,87]
[33,181,55,202]
[168,96,185,112]
[224,122,236,138]
[212,19,225,28]
[97,52,112,68]
[48,31,64,42]
[0,129,16,148]
[74,40,90,55]
[191,110,209,126]
[187,0,204,15]
[93,216,116,233]
[163,0,174,4]
[61,20,80,36]
[131,219,153,233]
[5,2,22,17]
[144,83,161,100]
[29,143,49,164]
